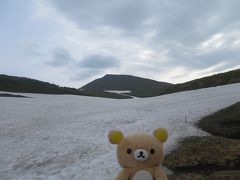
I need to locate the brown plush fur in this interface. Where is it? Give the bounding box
[109,130,168,180]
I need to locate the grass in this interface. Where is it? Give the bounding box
[197,102,240,139]
[164,102,240,179]
[164,136,240,179]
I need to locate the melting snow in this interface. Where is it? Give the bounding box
[104,90,132,94]
[0,83,240,179]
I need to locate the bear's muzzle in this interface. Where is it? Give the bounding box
[134,149,149,161]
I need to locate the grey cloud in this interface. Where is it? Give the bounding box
[79,54,120,69]
[48,48,75,67]
[105,1,150,30]
[71,68,103,81]
[0,1,7,12]
[166,42,240,70]
[158,0,240,44]
[71,54,120,80]
[50,0,150,30]
[47,49,120,80]
[48,0,240,81]
[19,39,44,57]
[49,0,240,44]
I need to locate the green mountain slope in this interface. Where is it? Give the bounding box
[0,74,87,96]
[80,74,173,98]
[2,68,240,99]
[160,69,240,95]
[81,69,240,98]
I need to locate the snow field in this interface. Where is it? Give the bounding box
[0,83,240,179]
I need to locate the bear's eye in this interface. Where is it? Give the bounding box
[150,148,155,154]
[126,148,132,154]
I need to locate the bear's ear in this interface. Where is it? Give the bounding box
[108,130,124,144]
[153,128,168,143]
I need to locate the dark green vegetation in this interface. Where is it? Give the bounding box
[80,74,173,98]
[1,68,240,99]
[198,102,240,139]
[164,136,240,172]
[167,173,209,180]
[165,102,240,179]
[80,69,240,98]
[160,69,240,95]
[0,93,30,98]
[0,74,87,96]
[165,136,240,179]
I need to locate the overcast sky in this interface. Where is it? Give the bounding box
[1,0,240,87]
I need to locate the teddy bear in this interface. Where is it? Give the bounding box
[108,128,168,180]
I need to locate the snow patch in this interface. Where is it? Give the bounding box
[104,90,132,94]
[0,83,240,179]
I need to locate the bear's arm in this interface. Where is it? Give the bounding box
[116,169,130,180]
[153,167,168,180]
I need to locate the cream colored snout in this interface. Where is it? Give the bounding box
[133,149,149,161]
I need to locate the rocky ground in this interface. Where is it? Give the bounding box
[164,102,240,180]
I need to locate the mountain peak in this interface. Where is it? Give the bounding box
[81,74,173,97]
[103,74,134,78]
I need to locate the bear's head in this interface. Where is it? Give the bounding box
[108,128,168,168]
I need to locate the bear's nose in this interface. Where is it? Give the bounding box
[134,149,149,161]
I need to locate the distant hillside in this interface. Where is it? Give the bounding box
[80,69,240,99]
[0,74,87,96]
[0,93,30,98]
[2,68,239,99]
[80,74,173,98]
[160,69,240,95]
